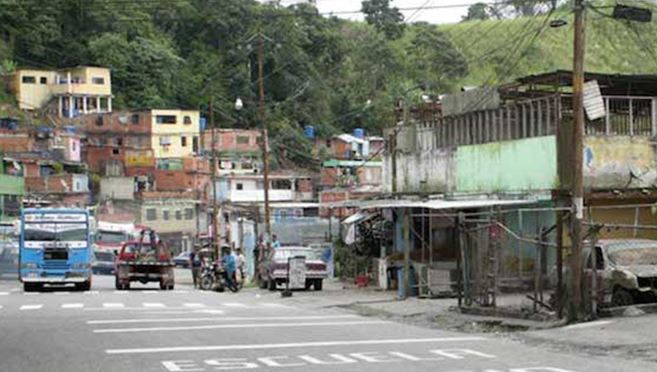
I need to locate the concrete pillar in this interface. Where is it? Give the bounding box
[66,72,72,94]
[68,96,73,118]
[82,96,88,114]
[58,96,63,118]
[107,97,112,112]
[96,96,101,112]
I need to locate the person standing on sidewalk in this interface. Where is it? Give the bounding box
[189,249,201,288]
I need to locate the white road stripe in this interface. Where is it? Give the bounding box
[84,306,224,312]
[62,303,84,309]
[172,290,188,294]
[84,291,99,295]
[94,320,389,334]
[10,288,20,292]
[142,303,166,308]
[88,314,359,325]
[20,304,43,310]
[103,303,125,308]
[106,337,488,355]
[563,320,613,330]
[0,292,9,296]
[223,303,249,308]
[54,292,73,296]
[260,303,288,308]
[182,303,205,308]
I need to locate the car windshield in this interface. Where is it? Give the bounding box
[95,252,115,262]
[96,231,126,244]
[274,249,321,261]
[607,243,657,266]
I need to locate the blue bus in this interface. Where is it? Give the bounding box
[19,208,93,292]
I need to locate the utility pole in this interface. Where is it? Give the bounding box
[210,98,220,259]
[570,0,586,319]
[257,33,273,250]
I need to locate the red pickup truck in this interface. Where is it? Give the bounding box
[114,237,174,290]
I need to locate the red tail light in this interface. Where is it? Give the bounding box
[119,252,135,261]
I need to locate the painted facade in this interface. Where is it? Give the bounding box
[150,110,200,159]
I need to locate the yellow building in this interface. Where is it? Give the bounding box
[11,66,112,118]
[150,109,200,159]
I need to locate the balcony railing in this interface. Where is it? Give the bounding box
[583,96,656,136]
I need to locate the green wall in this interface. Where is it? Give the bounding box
[0,174,24,196]
[456,136,558,193]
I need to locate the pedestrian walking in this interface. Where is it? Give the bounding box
[190,249,201,288]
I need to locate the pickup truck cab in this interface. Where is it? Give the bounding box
[259,246,327,291]
[114,237,174,290]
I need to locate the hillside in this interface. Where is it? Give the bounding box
[442,9,657,87]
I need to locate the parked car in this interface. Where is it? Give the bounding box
[258,246,327,291]
[92,251,116,275]
[173,251,192,268]
[584,239,657,307]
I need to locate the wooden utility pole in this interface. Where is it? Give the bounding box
[570,0,586,319]
[257,33,272,249]
[210,98,220,259]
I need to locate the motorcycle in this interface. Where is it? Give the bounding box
[199,262,239,293]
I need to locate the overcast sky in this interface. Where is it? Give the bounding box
[272,0,488,25]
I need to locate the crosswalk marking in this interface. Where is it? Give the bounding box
[172,290,188,294]
[183,303,205,308]
[20,304,43,310]
[0,292,9,296]
[103,303,125,308]
[261,303,288,308]
[84,291,99,295]
[142,303,165,308]
[54,292,73,296]
[223,303,249,308]
[62,303,84,309]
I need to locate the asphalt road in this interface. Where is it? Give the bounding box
[0,275,655,372]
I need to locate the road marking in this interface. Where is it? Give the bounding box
[23,292,39,296]
[88,315,360,325]
[563,320,613,330]
[223,303,249,308]
[106,337,488,355]
[0,292,9,296]
[172,290,188,294]
[62,303,84,309]
[54,292,73,296]
[84,306,225,312]
[10,288,20,292]
[143,303,166,308]
[103,303,125,308]
[20,304,43,310]
[84,291,99,295]
[260,303,289,308]
[95,320,389,334]
[183,303,205,308]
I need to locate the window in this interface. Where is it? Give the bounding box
[131,114,139,125]
[72,141,77,151]
[22,76,36,84]
[192,136,199,153]
[272,179,292,190]
[96,115,104,126]
[146,209,157,221]
[117,138,123,146]
[184,208,194,220]
[92,77,105,85]
[156,115,177,124]
[112,148,119,155]
[160,137,172,146]
[236,183,244,190]
[175,211,182,220]
[163,210,170,221]
[237,136,250,145]
[181,136,187,147]
[183,116,192,125]
[40,77,47,84]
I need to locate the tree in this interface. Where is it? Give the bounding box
[361,0,406,40]
[462,3,490,21]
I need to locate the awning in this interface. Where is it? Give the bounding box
[328,198,538,210]
[342,211,376,225]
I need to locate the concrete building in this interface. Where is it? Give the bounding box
[150,109,200,159]
[10,66,112,117]
[202,129,262,175]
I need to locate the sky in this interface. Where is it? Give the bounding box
[271,0,491,25]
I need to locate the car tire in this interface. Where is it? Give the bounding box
[23,283,39,292]
[612,288,634,307]
[76,280,91,291]
[268,279,277,291]
[258,276,267,289]
[314,279,323,291]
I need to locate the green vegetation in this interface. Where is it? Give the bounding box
[1,1,657,167]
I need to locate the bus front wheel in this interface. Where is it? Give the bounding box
[23,283,41,292]
[76,280,91,291]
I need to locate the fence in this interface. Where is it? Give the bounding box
[0,223,18,281]
[457,203,657,318]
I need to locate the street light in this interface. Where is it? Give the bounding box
[234,97,244,111]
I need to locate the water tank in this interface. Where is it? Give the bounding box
[200,117,207,131]
[353,128,365,139]
[304,125,315,139]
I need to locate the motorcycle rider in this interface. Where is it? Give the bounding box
[221,246,237,289]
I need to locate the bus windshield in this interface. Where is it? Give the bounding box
[24,223,88,242]
[96,230,126,244]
